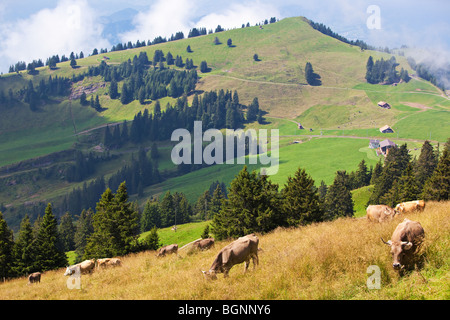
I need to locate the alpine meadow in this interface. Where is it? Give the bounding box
[0,9,449,303]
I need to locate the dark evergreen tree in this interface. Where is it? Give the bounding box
[281,168,324,226]
[324,171,354,219]
[59,212,75,252]
[415,140,438,189]
[141,199,161,232]
[0,212,14,280]
[84,182,139,258]
[74,208,94,263]
[109,79,119,99]
[11,215,35,276]
[142,227,161,250]
[211,166,281,240]
[34,204,67,271]
[422,139,450,201]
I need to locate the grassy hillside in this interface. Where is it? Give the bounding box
[1,201,448,300]
[0,16,448,233]
[1,16,448,167]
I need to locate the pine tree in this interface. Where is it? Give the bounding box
[11,215,36,276]
[422,140,450,201]
[109,79,119,99]
[324,171,354,220]
[159,191,175,228]
[415,140,438,188]
[208,184,226,220]
[0,212,14,279]
[282,168,324,226]
[74,208,94,263]
[247,97,259,122]
[59,212,75,252]
[211,166,281,240]
[143,227,161,250]
[305,62,314,85]
[141,199,161,232]
[355,159,370,188]
[84,182,139,258]
[34,204,67,271]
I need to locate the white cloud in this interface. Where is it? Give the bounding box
[0,0,110,72]
[195,1,280,31]
[119,0,196,43]
[119,0,280,43]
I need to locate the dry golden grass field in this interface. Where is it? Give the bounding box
[1,201,448,300]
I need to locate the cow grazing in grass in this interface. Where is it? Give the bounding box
[381,218,425,270]
[27,272,41,285]
[96,258,122,269]
[202,233,259,280]
[192,238,215,251]
[64,259,96,276]
[394,200,426,214]
[157,244,178,257]
[366,204,397,223]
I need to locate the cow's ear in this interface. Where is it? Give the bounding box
[402,242,413,250]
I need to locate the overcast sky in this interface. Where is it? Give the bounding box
[0,0,449,74]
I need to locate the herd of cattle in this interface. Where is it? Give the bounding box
[27,200,427,285]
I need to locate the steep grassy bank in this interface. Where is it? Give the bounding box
[1,201,448,300]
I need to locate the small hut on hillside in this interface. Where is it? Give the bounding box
[379,139,397,156]
[379,125,394,133]
[378,101,391,109]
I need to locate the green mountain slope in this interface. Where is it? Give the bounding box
[0,16,449,231]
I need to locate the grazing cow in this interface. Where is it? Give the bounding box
[366,205,397,223]
[381,218,425,270]
[156,244,178,257]
[28,272,41,285]
[64,259,96,276]
[96,258,122,269]
[202,233,259,280]
[394,200,426,214]
[192,238,215,251]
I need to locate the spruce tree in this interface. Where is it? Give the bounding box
[305,62,314,85]
[12,215,36,276]
[74,208,94,263]
[141,199,161,232]
[0,212,14,280]
[324,171,354,220]
[84,182,139,258]
[208,184,226,220]
[143,227,161,250]
[281,168,324,226]
[34,204,67,271]
[109,79,118,99]
[59,212,76,252]
[211,166,281,240]
[422,140,450,201]
[415,140,438,189]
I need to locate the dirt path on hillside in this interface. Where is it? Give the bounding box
[205,74,450,100]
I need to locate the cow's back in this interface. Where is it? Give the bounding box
[392,219,424,244]
[224,236,258,266]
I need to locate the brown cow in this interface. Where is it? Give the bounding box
[366,205,397,223]
[192,238,215,251]
[202,233,259,280]
[64,259,96,276]
[394,200,426,214]
[381,218,425,270]
[27,272,41,285]
[156,244,178,257]
[96,258,122,269]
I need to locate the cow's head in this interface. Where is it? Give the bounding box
[201,270,217,280]
[381,237,413,269]
[64,266,73,276]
